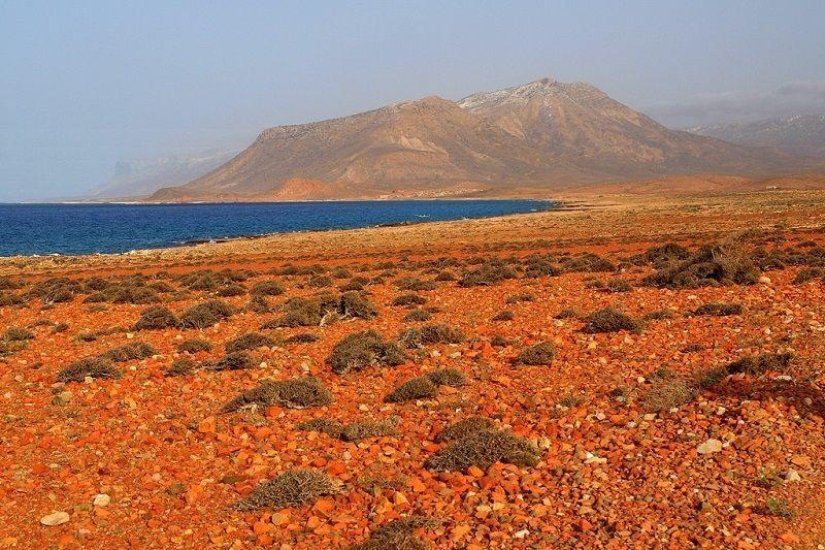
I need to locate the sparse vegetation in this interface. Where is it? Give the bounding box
[435,417,495,443]
[232,469,341,511]
[178,338,213,354]
[424,429,541,471]
[693,303,743,316]
[222,377,334,412]
[327,330,406,374]
[133,306,178,330]
[426,368,466,387]
[225,332,276,353]
[100,342,156,362]
[179,300,233,329]
[398,323,465,348]
[385,376,439,403]
[581,307,643,333]
[211,352,256,372]
[515,342,556,365]
[57,358,122,383]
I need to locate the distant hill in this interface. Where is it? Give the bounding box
[686,114,825,159]
[89,149,238,199]
[149,79,819,202]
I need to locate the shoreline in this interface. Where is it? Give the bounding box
[0,198,565,261]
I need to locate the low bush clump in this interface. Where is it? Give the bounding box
[398,324,465,348]
[426,368,466,387]
[492,310,514,321]
[222,377,334,412]
[308,275,333,288]
[643,309,674,321]
[164,358,198,377]
[641,376,698,412]
[100,342,156,362]
[339,417,399,442]
[133,306,178,330]
[515,342,556,365]
[246,295,271,314]
[26,277,82,304]
[0,293,26,307]
[178,338,212,353]
[693,303,743,317]
[726,353,793,375]
[385,376,439,403]
[434,270,456,282]
[458,261,517,287]
[793,267,824,284]
[57,358,122,383]
[339,291,378,319]
[562,253,616,273]
[554,308,581,320]
[581,308,643,334]
[490,335,509,347]
[397,277,437,292]
[285,333,320,344]
[211,351,256,372]
[327,330,406,374]
[402,308,434,322]
[232,469,341,511]
[505,294,535,304]
[606,279,633,293]
[434,417,495,443]
[392,294,427,307]
[179,300,233,329]
[2,327,34,342]
[250,280,285,296]
[424,429,541,471]
[643,242,761,289]
[225,333,276,353]
[215,284,247,297]
[349,517,438,550]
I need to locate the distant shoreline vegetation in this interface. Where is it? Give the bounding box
[0,200,557,257]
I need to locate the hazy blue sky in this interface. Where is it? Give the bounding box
[1,1,824,201]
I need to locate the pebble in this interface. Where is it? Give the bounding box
[93,493,111,507]
[40,511,70,526]
[696,439,723,454]
[784,469,801,483]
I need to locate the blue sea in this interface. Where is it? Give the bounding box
[0,200,554,257]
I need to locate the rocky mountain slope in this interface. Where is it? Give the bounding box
[149,79,817,201]
[687,114,825,159]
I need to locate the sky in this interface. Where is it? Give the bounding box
[1,1,824,202]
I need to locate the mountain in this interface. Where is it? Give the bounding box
[89,149,238,199]
[686,114,825,159]
[149,79,818,201]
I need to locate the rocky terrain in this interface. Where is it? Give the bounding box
[2,185,825,548]
[148,79,816,202]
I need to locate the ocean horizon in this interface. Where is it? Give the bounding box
[0,199,555,257]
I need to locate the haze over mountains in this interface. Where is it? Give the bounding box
[686,114,825,159]
[141,79,822,201]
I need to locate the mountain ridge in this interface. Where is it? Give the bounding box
[148,79,821,202]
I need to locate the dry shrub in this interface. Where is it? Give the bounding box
[385,376,439,403]
[635,243,691,266]
[339,291,377,319]
[424,430,540,472]
[643,241,761,289]
[434,271,455,282]
[403,308,434,322]
[458,261,516,287]
[793,267,824,284]
[179,300,233,329]
[133,306,178,330]
[349,517,439,550]
[225,333,276,353]
[26,277,82,304]
[0,293,26,307]
[250,280,285,296]
[506,293,536,304]
[492,310,514,321]
[562,253,616,273]
[398,324,464,348]
[555,308,581,320]
[246,295,271,314]
[581,308,642,334]
[100,342,156,362]
[52,322,69,333]
[434,417,495,443]
[3,327,34,342]
[57,358,122,383]
[327,330,406,374]
[397,277,437,291]
[643,309,674,321]
[641,377,698,412]
[75,331,97,342]
[426,368,466,387]
[308,275,333,288]
[340,417,399,442]
[0,276,23,291]
[178,338,212,354]
[392,294,427,307]
[490,335,509,347]
[295,418,344,437]
[164,358,197,377]
[523,260,562,278]
[222,377,334,412]
[331,267,352,279]
[726,353,793,375]
[285,333,320,344]
[232,469,341,511]
[606,279,633,293]
[693,303,743,317]
[211,352,256,372]
[216,284,247,297]
[516,342,556,365]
